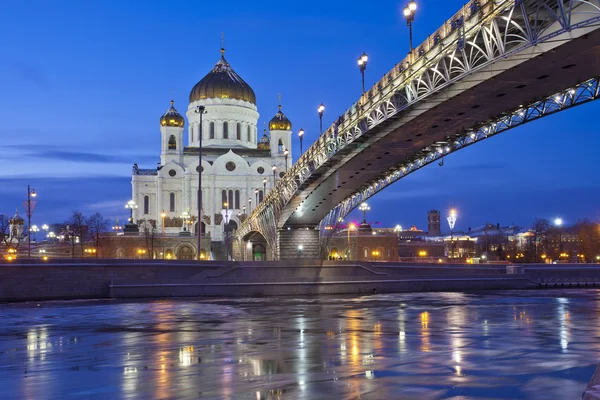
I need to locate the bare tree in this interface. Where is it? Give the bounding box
[532,218,551,260]
[87,212,109,258]
[575,220,600,262]
[66,211,87,258]
[140,219,157,259]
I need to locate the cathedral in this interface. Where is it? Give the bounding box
[131,47,292,256]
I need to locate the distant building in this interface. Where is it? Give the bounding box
[428,209,441,236]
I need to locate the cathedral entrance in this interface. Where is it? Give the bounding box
[176,244,195,260]
[253,244,266,261]
[242,231,270,261]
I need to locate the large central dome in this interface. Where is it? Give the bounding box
[189,49,256,104]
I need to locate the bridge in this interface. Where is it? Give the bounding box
[236,0,600,260]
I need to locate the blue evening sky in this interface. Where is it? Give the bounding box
[1,0,599,232]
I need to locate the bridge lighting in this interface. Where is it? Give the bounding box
[284,148,289,172]
[318,103,325,134]
[357,52,368,94]
[272,165,277,188]
[298,128,305,154]
[263,178,267,195]
[403,1,417,52]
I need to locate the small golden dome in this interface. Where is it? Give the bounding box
[160,100,185,127]
[269,105,292,131]
[257,129,270,150]
[9,209,24,225]
[189,49,256,104]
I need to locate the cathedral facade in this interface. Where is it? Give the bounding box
[131,48,292,253]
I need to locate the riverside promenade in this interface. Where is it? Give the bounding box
[1,259,600,302]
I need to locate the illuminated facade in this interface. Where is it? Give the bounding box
[131,48,292,252]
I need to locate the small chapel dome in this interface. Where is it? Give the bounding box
[9,209,24,225]
[269,105,292,131]
[160,100,185,128]
[189,48,256,104]
[257,130,270,150]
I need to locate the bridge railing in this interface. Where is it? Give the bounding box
[241,0,510,234]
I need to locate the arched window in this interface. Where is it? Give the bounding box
[168,135,176,150]
[236,123,241,140]
[210,122,215,139]
[259,190,264,202]
[228,190,233,208]
[235,190,240,209]
[169,193,175,212]
[143,195,149,215]
[247,125,251,142]
[278,138,284,153]
[223,122,229,139]
[197,189,202,211]
[364,247,369,259]
[221,190,227,208]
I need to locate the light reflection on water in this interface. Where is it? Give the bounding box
[0,290,598,399]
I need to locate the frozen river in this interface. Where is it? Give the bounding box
[0,290,598,399]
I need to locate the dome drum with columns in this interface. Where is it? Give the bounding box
[131,47,292,258]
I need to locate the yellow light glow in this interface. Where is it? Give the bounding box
[42,256,48,261]
[418,250,427,257]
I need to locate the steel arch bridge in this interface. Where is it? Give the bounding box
[237,0,600,260]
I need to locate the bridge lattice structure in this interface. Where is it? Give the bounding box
[237,0,600,255]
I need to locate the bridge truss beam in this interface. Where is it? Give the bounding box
[320,76,600,233]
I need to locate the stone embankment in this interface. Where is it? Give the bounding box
[1,259,599,302]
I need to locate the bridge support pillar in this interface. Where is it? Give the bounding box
[278,228,320,260]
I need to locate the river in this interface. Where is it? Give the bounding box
[0,290,598,399]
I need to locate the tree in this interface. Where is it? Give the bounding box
[86,212,109,258]
[532,218,551,260]
[66,211,87,258]
[140,219,157,259]
[575,220,600,262]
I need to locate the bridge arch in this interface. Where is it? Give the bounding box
[240,231,272,261]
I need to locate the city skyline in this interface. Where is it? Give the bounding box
[2,0,599,230]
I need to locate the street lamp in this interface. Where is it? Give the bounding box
[161,210,166,260]
[195,105,207,262]
[318,103,325,135]
[284,149,289,172]
[357,52,368,94]
[359,202,370,223]
[447,207,457,260]
[125,200,138,224]
[112,218,122,233]
[554,217,563,254]
[263,178,267,196]
[347,223,356,260]
[31,225,39,243]
[403,1,417,52]
[248,197,252,213]
[272,165,277,188]
[394,224,402,240]
[26,185,37,257]
[298,128,305,154]
[41,224,49,241]
[221,202,233,261]
[181,210,190,232]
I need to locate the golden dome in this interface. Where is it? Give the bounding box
[189,49,256,104]
[269,105,292,131]
[9,209,24,225]
[160,100,185,127]
[257,129,270,150]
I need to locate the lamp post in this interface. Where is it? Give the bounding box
[447,207,457,261]
[357,52,368,94]
[161,210,166,260]
[41,224,49,241]
[221,202,232,261]
[125,200,137,224]
[195,105,207,261]
[31,225,39,243]
[347,223,356,260]
[112,218,122,234]
[403,1,417,52]
[284,149,289,172]
[318,103,325,135]
[248,198,252,213]
[263,178,267,196]
[554,217,563,255]
[181,210,190,232]
[359,202,370,224]
[298,128,304,154]
[25,185,37,257]
[394,224,402,240]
